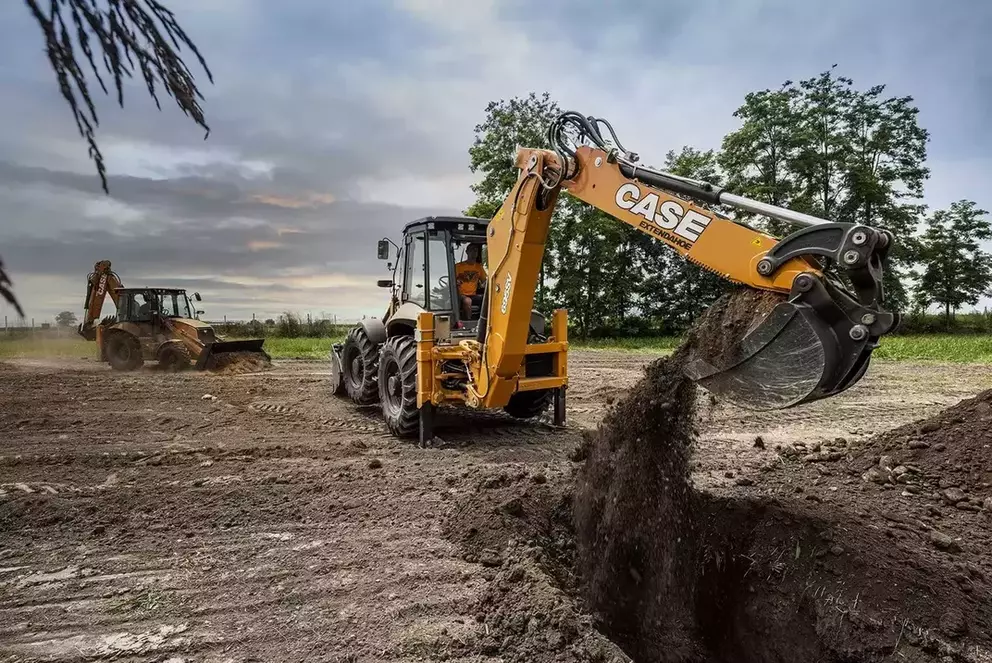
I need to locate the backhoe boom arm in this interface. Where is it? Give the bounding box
[79,260,122,340]
[471,111,899,411]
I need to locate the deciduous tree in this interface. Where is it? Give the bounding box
[718,84,802,237]
[719,66,929,310]
[55,310,78,328]
[465,92,563,310]
[915,200,992,325]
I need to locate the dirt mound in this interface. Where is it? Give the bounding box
[206,351,272,374]
[445,475,567,566]
[476,540,633,663]
[853,387,992,500]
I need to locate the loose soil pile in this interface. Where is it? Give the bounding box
[684,287,786,360]
[854,386,992,497]
[205,350,272,374]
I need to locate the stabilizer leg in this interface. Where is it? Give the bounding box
[419,403,435,447]
[553,387,566,427]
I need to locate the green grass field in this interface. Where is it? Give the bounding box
[3,333,992,363]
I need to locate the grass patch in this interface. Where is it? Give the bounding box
[4,333,992,364]
[573,336,682,352]
[259,336,343,359]
[256,335,682,359]
[871,335,992,362]
[578,334,992,363]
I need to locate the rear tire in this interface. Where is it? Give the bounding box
[504,323,554,420]
[105,331,144,371]
[378,335,419,438]
[503,389,553,419]
[342,325,381,405]
[158,343,192,371]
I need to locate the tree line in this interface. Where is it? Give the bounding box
[465,69,992,337]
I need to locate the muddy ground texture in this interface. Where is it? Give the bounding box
[3,345,992,662]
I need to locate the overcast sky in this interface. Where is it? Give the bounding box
[1,0,990,324]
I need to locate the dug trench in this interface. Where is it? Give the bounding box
[444,289,992,663]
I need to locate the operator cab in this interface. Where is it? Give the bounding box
[115,288,204,323]
[378,216,490,335]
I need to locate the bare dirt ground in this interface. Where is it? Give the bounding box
[2,350,992,662]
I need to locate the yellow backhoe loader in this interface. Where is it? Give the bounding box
[329,111,898,443]
[78,260,270,371]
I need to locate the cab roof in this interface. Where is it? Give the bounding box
[113,287,190,294]
[401,215,490,236]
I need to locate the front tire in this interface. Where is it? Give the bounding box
[158,343,192,371]
[329,346,346,396]
[341,325,381,405]
[105,331,144,371]
[377,335,419,438]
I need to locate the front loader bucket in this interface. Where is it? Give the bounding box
[681,283,888,410]
[195,338,271,371]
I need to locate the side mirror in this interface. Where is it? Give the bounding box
[377,240,390,260]
[194,292,202,301]
[377,279,394,288]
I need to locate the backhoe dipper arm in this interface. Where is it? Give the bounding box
[474,111,899,410]
[79,260,122,340]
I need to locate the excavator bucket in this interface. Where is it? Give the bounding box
[195,338,270,371]
[681,284,884,410]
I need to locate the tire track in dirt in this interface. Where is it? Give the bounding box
[0,357,571,661]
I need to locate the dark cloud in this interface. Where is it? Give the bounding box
[0,162,458,281]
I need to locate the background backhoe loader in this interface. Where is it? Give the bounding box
[329,111,899,444]
[78,260,270,371]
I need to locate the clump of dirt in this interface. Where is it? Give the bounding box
[475,540,633,663]
[206,351,272,374]
[445,476,565,566]
[443,476,633,662]
[853,387,992,497]
[686,287,786,360]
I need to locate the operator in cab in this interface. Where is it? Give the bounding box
[456,242,486,320]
